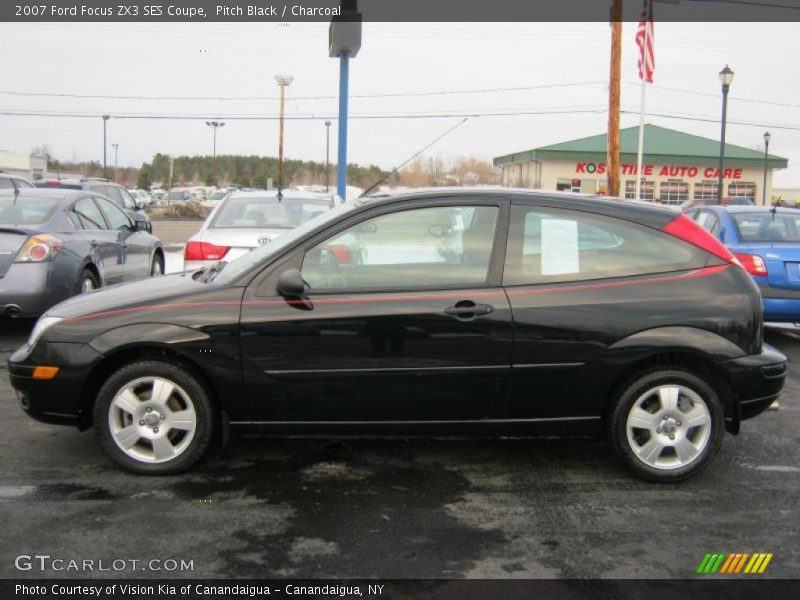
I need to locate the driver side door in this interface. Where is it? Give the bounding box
[239,198,513,423]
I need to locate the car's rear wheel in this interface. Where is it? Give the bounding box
[94,361,214,474]
[76,268,99,294]
[608,368,725,482]
[150,253,164,276]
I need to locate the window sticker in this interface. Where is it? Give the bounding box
[541,219,579,275]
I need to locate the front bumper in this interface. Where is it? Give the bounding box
[719,343,787,423]
[8,341,101,428]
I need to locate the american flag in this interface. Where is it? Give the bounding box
[636,0,655,83]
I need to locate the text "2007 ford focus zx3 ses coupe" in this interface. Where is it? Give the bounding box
[9,189,787,480]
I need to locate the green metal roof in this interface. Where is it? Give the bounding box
[493,124,788,170]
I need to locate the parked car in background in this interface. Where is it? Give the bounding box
[202,190,230,208]
[681,197,755,210]
[184,190,337,270]
[686,205,800,328]
[34,178,152,233]
[9,189,785,478]
[0,172,35,189]
[163,189,192,204]
[149,190,166,205]
[128,189,152,206]
[0,188,164,317]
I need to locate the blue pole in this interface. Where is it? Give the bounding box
[337,53,349,201]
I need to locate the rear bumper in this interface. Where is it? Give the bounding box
[719,343,787,422]
[0,262,62,317]
[758,283,800,323]
[8,341,101,428]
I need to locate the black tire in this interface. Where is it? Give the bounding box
[75,268,100,295]
[94,360,215,475]
[607,367,725,482]
[150,252,164,276]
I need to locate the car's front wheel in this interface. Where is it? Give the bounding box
[608,368,725,482]
[94,361,214,474]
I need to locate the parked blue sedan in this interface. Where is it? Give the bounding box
[685,205,800,327]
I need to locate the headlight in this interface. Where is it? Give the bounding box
[27,316,64,348]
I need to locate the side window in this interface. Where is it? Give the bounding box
[695,211,720,236]
[96,197,132,232]
[503,205,702,286]
[98,185,124,208]
[301,205,499,291]
[72,198,107,230]
[118,187,138,211]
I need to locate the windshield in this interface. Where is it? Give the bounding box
[210,195,332,230]
[0,196,60,225]
[732,212,800,242]
[212,201,356,284]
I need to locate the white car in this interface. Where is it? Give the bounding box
[183,190,339,271]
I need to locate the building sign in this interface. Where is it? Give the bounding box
[576,162,744,180]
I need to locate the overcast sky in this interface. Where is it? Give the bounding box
[2,21,800,186]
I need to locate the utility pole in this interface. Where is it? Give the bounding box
[111,143,119,182]
[607,0,622,198]
[205,121,225,158]
[275,75,293,191]
[330,1,362,201]
[102,115,110,179]
[325,120,331,192]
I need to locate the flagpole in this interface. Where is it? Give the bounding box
[635,1,650,202]
[635,73,647,201]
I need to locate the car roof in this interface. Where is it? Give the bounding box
[229,190,337,201]
[708,205,795,214]
[359,187,679,226]
[0,187,83,201]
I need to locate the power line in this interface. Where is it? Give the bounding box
[0,81,605,102]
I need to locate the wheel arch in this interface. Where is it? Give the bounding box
[76,341,221,431]
[604,327,743,434]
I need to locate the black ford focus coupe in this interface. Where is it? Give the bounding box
[8,189,786,480]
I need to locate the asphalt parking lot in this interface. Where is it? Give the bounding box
[0,311,798,580]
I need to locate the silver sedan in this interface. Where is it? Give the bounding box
[183,190,338,271]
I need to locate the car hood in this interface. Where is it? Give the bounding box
[45,272,206,320]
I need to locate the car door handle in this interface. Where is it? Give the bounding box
[444,302,494,319]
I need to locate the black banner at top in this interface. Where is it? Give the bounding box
[2,0,800,22]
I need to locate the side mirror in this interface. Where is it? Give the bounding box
[277,268,306,296]
[136,201,145,211]
[136,220,151,233]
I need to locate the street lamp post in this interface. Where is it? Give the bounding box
[102,115,110,179]
[205,121,225,158]
[717,65,734,205]
[763,131,771,205]
[325,120,331,192]
[275,75,293,192]
[111,143,119,182]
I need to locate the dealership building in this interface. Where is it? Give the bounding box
[0,151,48,181]
[493,125,788,205]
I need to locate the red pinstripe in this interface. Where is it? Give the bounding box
[63,264,730,324]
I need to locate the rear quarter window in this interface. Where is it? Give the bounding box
[504,205,705,286]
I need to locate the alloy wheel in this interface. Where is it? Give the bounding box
[107,376,197,464]
[625,384,712,470]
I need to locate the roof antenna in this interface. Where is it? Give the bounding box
[10,175,20,205]
[360,117,469,198]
